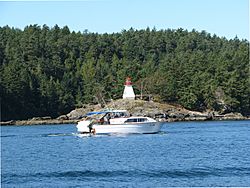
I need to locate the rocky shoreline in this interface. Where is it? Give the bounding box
[1,99,248,126]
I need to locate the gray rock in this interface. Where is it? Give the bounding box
[57,115,68,120]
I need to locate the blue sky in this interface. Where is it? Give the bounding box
[0,0,249,40]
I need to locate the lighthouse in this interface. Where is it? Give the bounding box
[123,77,135,100]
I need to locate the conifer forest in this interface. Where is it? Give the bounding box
[0,25,249,120]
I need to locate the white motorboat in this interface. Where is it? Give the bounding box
[76,110,164,134]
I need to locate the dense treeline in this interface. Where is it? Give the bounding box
[0,25,249,120]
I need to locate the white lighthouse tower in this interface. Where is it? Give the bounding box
[123,77,135,100]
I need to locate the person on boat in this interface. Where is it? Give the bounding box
[104,113,111,124]
[88,118,95,133]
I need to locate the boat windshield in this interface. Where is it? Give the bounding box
[111,111,129,118]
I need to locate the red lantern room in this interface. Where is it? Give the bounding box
[125,77,132,86]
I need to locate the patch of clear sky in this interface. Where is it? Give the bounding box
[0,0,249,40]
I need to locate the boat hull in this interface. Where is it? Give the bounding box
[76,122,164,134]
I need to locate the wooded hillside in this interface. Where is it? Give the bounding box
[0,25,249,121]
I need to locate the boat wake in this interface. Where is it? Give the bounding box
[41,133,74,137]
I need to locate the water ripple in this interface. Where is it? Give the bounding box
[2,167,250,182]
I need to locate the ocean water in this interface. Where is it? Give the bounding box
[1,120,250,187]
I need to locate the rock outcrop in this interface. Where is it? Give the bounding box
[65,99,247,122]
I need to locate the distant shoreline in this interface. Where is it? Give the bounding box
[1,99,249,126]
[1,116,249,126]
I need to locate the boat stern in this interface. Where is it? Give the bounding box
[76,120,91,133]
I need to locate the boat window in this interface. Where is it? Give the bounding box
[125,119,137,123]
[138,118,148,122]
[120,112,126,117]
[125,118,148,123]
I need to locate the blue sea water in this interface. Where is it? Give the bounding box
[1,120,250,187]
